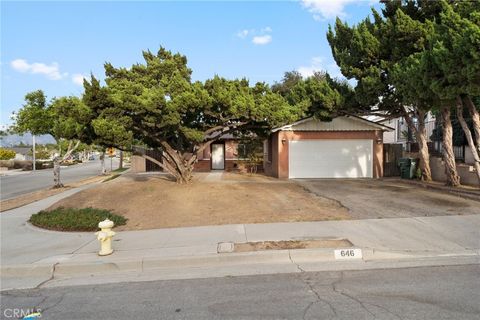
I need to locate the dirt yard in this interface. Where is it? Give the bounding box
[47,172,350,230]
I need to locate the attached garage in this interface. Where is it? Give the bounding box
[264,116,393,179]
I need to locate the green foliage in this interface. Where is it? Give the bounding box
[327,0,480,120]
[29,148,51,160]
[13,91,93,149]
[428,1,480,100]
[0,148,16,160]
[13,90,53,136]
[102,174,121,183]
[30,207,127,232]
[327,2,443,114]
[50,96,93,142]
[84,47,298,156]
[272,71,352,120]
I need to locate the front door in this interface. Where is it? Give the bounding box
[211,143,225,170]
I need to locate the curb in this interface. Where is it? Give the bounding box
[2,247,478,279]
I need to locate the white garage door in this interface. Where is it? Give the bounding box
[289,139,373,178]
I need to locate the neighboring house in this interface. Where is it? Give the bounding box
[263,116,393,179]
[7,147,32,161]
[370,112,437,150]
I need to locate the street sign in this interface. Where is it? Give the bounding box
[106,147,115,157]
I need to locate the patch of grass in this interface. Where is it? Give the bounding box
[112,167,129,173]
[102,174,120,183]
[29,207,127,232]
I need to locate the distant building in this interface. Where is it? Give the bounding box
[6,147,32,161]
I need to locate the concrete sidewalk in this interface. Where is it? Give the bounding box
[1,185,479,290]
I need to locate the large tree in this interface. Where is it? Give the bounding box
[13,91,86,187]
[327,4,437,181]
[84,48,298,183]
[327,0,479,184]
[427,2,480,184]
[392,1,480,186]
[273,71,353,120]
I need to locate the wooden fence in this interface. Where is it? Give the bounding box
[383,144,403,177]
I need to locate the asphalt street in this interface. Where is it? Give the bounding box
[0,159,119,200]
[1,264,479,320]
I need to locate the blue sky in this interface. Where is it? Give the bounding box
[1,0,381,126]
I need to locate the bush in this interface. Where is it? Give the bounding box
[29,207,127,232]
[0,160,14,168]
[0,148,16,160]
[17,160,47,170]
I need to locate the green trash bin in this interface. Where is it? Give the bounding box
[398,158,411,179]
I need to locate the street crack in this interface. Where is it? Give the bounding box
[332,271,376,318]
[35,262,59,289]
[288,251,338,319]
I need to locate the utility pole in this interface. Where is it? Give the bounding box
[32,134,36,171]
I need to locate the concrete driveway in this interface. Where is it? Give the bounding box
[295,179,480,219]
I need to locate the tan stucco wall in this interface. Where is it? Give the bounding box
[265,130,384,179]
[130,155,146,173]
[430,156,479,186]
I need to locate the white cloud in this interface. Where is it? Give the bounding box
[237,29,249,39]
[10,59,67,80]
[297,56,343,79]
[298,56,324,77]
[261,26,272,33]
[72,74,87,86]
[237,27,272,45]
[252,34,272,45]
[301,0,356,20]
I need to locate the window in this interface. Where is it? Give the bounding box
[237,144,248,159]
[236,139,264,160]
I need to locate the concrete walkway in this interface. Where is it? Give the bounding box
[1,185,479,290]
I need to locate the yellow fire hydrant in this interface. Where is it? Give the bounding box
[96,219,116,256]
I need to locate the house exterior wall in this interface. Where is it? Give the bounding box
[194,140,240,172]
[264,130,384,179]
[464,147,476,165]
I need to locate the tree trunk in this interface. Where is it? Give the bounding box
[100,151,107,175]
[463,96,480,152]
[403,108,432,181]
[119,150,123,169]
[50,140,80,188]
[61,140,80,161]
[456,97,480,184]
[440,105,461,186]
[53,157,63,188]
[141,153,193,183]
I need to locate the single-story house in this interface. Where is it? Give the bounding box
[263,115,393,179]
[7,147,32,161]
[131,134,261,173]
[131,115,393,178]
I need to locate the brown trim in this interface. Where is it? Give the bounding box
[210,142,226,170]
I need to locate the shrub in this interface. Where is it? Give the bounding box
[29,207,127,232]
[0,160,14,168]
[16,160,46,170]
[0,148,16,160]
